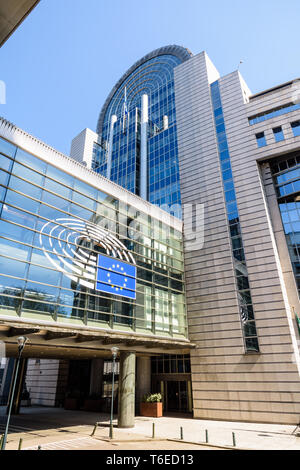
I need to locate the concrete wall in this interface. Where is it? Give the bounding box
[175,51,300,424]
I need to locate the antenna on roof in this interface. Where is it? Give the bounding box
[238,60,243,71]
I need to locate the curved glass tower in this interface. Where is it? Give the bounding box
[93,45,192,218]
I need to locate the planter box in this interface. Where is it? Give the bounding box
[140,402,163,418]
[64,398,80,410]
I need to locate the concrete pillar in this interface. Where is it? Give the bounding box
[136,356,151,409]
[89,358,104,395]
[118,351,136,428]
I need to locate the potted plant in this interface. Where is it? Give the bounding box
[140,393,163,417]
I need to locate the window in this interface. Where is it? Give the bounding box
[210,80,259,354]
[291,121,300,137]
[273,126,284,142]
[248,102,300,125]
[256,132,267,148]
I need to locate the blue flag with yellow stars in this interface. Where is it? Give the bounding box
[96,254,136,299]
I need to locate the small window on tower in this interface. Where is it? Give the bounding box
[291,121,300,137]
[255,132,267,148]
[273,126,285,142]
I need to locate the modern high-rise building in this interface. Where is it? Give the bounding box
[71,45,300,424]
[71,46,193,218]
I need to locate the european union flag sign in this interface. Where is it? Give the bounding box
[96,254,136,299]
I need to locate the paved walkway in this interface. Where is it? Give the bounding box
[0,407,300,450]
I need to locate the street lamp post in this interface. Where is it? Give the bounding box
[109,346,119,439]
[1,336,28,450]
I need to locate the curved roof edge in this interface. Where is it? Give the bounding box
[96,45,193,134]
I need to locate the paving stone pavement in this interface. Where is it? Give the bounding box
[1,406,300,450]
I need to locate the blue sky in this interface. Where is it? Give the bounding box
[1,0,300,155]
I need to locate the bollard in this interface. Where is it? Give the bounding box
[91,423,98,437]
[18,438,23,451]
[152,422,155,439]
[205,429,208,443]
[180,427,183,440]
[232,432,236,447]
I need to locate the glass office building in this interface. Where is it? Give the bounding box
[0,136,187,338]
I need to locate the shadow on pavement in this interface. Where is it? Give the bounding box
[0,406,113,433]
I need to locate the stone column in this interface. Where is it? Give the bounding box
[118,351,136,428]
[136,356,151,412]
[89,358,104,395]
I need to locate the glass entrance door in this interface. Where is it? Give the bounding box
[166,380,188,412]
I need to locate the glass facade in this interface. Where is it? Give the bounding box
[271,152,300,297]
[151,354,191,374]
[210,81,259,353]
[0,137,187,338]
[94,54,183,218]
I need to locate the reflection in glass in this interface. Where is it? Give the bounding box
[0,257,27,278]
[210,80,259,352]
[0,238,30,261]
[15,148,47,173]
[9,175,42,200]
[0,138,17,158]
[0,139,186,336]
[0,275,24,313]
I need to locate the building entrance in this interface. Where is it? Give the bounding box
[165,380,188,412]
[152,377,192,414]
[151,354,193,414]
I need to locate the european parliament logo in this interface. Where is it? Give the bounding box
[97,255,136,299]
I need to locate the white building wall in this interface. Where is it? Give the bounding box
[70,128,101,169]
